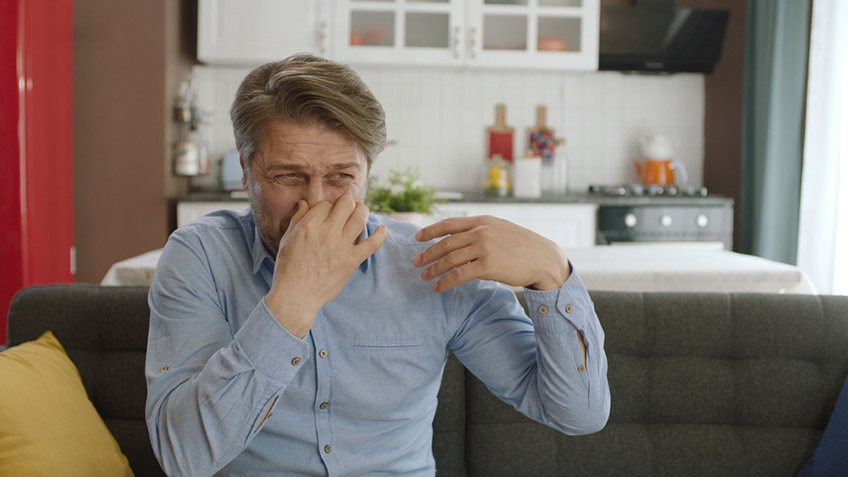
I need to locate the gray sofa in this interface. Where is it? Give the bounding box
[7,284,848,476]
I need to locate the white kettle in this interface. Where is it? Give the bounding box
[640,134,674,159]
[634,134,688,185]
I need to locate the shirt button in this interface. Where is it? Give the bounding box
[160,364,169,372]
[324,445,332,454]
[320,402,329,410]
[577,365,586,373]
[319,349,328,358]
[538,305,549,314]
[291,357,301,366]
[565,304,573,313]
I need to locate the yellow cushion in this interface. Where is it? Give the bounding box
[0,331,133,476]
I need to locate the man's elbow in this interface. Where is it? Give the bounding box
[568,405,610,436]
[557,397,610,436]
[146,411,203,477]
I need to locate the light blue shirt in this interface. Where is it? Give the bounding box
[146,208,610,476]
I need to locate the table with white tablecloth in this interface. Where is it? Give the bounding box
[100,249,163,287]
[561,244,816,294]
[102,244,816,294]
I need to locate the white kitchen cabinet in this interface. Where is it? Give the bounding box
[178,199,597,248]
[468,0,599,70]
[198,0,331,65]
[333,0,466,66]
[427,202,598,247]
[333,0,599,70]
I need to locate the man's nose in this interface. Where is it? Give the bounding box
[303,180,326,207]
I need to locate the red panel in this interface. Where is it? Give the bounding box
[22,0,74,285]
[1,0,74,346]
[1,0,24,347]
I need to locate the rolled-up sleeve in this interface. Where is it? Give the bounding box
[448,269,610,435]
[145,230,308,476]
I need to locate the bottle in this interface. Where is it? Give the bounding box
[484,154,511,197]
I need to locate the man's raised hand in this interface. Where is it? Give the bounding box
[413,215,570,293]
[265,196,386,338]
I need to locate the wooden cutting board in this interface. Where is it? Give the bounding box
[528,105,563,164]
[487,104,514,161]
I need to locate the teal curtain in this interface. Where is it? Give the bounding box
[739,0,811,263]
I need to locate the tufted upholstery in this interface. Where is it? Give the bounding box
[465,291,848,476]
[7,285,848,476]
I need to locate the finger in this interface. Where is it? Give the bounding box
[415,216,483,242]
[420,243,481,281]
[327,195,357,226]
[304,200,333,223]
[432,260,486,293]
[342,202,370,242]
[353,224,387,261]
[284,200,309,235]
[413,227,483,267]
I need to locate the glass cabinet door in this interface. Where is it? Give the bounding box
[335,0,464,65]
[349,9,395,47]
[469,0,598,70]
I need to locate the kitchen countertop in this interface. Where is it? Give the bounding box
[179,190,734,207]
[450,190,734,206]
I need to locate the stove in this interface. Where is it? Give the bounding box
[588,184,734,249]
[588,183,709,197]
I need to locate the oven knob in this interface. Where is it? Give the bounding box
[660,214,672,227]
[624,213,638,227]
[696,214,709,227]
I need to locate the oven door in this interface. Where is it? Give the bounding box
[597,204,733,250]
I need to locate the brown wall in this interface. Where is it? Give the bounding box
[73,0,194,283]
[680,0,747,251]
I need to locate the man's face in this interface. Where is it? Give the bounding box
[242,120,369,257]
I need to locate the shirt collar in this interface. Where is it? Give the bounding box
[241,208,271,275]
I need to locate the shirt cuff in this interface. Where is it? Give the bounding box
[233,300,311,383]
[523,268,595,333]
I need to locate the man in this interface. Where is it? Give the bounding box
[146,54,609,476]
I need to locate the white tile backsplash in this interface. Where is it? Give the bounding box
[189,64,704,193]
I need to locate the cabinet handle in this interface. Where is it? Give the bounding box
[660,215,673,227]
[469,26,477,60]
[452,26,461,59]
[624,213,637,228]
[696,214,709,227]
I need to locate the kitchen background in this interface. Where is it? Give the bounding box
[69,0,745,284]
[190,65,704,193]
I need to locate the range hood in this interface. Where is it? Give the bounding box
[599,4,730,74]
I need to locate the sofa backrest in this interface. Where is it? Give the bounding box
[8,285,848,477]
[464,291,848,476]
[6,284,469,476]
[7,284,164,477]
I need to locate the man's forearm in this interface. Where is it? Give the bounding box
[449,274,610,437]
[523,276,610,436]
[146,301,306,475]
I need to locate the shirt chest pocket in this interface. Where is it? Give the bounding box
[341,338,440,420]
[353,338,425,352]
[348,337,434,388]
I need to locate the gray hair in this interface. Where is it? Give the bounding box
[230,54,386,169]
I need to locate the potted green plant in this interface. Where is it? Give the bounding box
[365,168,444,225]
